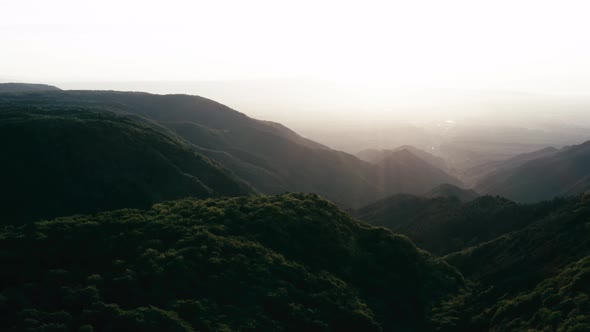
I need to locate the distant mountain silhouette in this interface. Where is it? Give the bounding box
[424,183,479,202]
[370,149,462,196]
[475,142,590,202]
[465,146,560,185]
[0,82,61,93]
[357,145,449,171]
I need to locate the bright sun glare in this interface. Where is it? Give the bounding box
[2,0,590,129]
[2,0,590,93]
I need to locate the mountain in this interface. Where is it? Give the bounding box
[356,147,462,196]
[465,146,560,185]
[0,90,380,207]
[424,184,479,202]
[487,255,590,331]
[357,145,449,171]
[0,90,459,208]
[446,194,589,293]
[0,193,464,332]
[0,82,61,93]
[433,194,590,331]
[370,149,463,196]
[1,86,588,332]
[475,140,590,202]
[355,194,564,255]
[0,106,252,224]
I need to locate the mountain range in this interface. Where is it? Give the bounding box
[0,87,463,209]
[357,145,449,171]
[0,82,61,93]
[0,106,252,224]
[440,193,590,331]
[355,190,590,331]
[474,142,590,202]
[0,193,463,331]
[1,83,590,331]
[424,183,479,202]
[354,191,563,255]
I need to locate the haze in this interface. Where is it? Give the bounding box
[3,0,590,150]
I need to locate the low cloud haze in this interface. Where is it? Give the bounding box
[52,79,590,152]
[4,0,590,172]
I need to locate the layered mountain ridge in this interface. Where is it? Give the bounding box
[1,83,589,331]
[0,89,462,209]
[0,106,252,223]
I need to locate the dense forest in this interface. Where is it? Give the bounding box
[0,194,463,332]
[356,193,568,255]
[474,143,590,202]
[0,106,252,223]
[0,85,589,331]
[435,193,590,331]
[0,90,462,208]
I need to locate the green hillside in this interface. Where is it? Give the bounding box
[430,194,590,331]
[424,184,479,202]
[475,142,590,203]
[490,255,590,331]
[0,194,464,332]
[0,83,61,93]
[446,194,590,294]
[356,194,565,255]
[1,85,588,331]
[0,91,460,208]
[0,106,252,223]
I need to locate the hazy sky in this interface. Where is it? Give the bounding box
[2,0,590,128]
[2,0,590,90]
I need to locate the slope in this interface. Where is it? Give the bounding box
[0,193,464,332]
[370,149,463,197]
[446,194,590,293]
[0,83,61,93]
[356,194,564,255]
[424,184,479,202]
[488,255,590,331]
[0,90,460,208]
[464,146,559,185]
[0,106,252,224]
[357,145,449,171]
[474,142,590,202]
[433,194,590,331]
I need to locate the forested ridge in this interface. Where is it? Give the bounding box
[0,194,463,332]
[356,194,568,255]
[0,90,463,208]
[0,106,252,223]
[413,194,590,331]
[0,85,588,331]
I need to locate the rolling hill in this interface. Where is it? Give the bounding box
[0,106,252,224]
[368,149,462,195]
[0,89,461,208]
[0,193,464,332]
[0,83,61,93]
[433,194,590,331]
[475,141,590,202]
[424,184,479,202]
[446,194,589,293]
[357,145,449,171]
[355,194,565,255]
[4,84,588,331]
[464,146,560,185]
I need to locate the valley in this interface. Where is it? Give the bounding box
[0,83,589,331]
